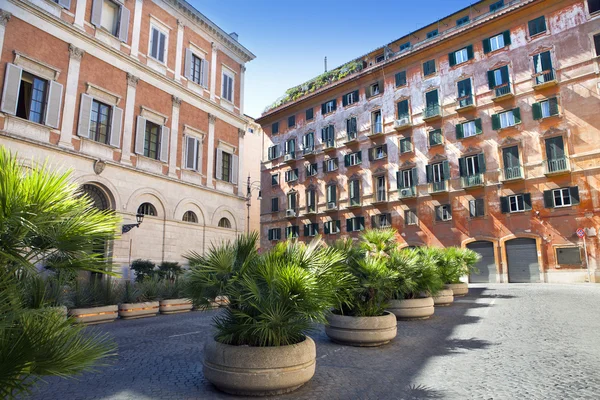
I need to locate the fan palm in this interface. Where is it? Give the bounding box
[0,147,119,398]
[389,248,443,299]
[433,247,480,284]
[359,228,398,259]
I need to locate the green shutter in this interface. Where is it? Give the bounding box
[448,51,456,67]
[523,193,532,211]
[344,154,350,167]
[466,44,474,60]
[503,30,511,45]
[411,167,418,185]
[513,107,521,124]
[395,71,406,87]
[532,102,542,120]
[346,218,351,232]
[442,161,450,180]
[371,215,377,229]
[475,118,483,134]
[500,196,509,213]
[321,103,327,115]
[500,66,509,85]
[483,37,491,54]
[303,224,309,237]
[426,165,433,183]
[487,70,496,89]
[396,171,401,188]
[477,153,486,172]
[357,151,362,164]
[456,123,464,139]
[549,97,559,116]
[324,222,330,235]
[491,114,500,130]
[458,157,466,177]
[342,93,348,107]
[358,217,365,231]
[570,187,580,205]
[435,206,442,221]
[543,190,553,208]
[469,200,476,217]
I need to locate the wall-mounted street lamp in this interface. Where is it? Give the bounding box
[122,212,144,234]
[246,175,262,234]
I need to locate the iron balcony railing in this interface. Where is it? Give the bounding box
[423,104,441,119]
[429,180,447,193]
[503,165,524,180]
[323,140,335,149]
[398,186,416,198]
[533,68,556,86]
[457,94,474,109]
[461,173,484,188]
[347,131,357,141]
[494,83,512,98]
[544,157,569,174]
[303,147,314,156]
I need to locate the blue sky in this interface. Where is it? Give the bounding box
[190,0,475,118]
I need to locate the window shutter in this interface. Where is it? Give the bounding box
[448,51,456,67]
[455,123,464,139]
[570,187,580,205]
[475,118,483,134]
[1,63,22,115]
[532,102,542,120]
[304,224,309,237]
[201,59,209,88]
[523,193,532,211]
[332,99,337,111]
[77,94,93,138]
[91,0,103,27]
[324,222,330,235]
[184,49,192,80]
[543,190,553,208]
[335,220,341,233]
[500,66,509,85]
[268,229,273,241]
[442,161,450,180]
[119,5,130,42]
[435,206,442,221]
[487,70,496,89]
[503,30,511,46]
[371,215,377,229]
[366,85,373,99]
[342,93,348,107]
[135,117,146,154]
[44,80,63,128]
[396,171,401,188]
[491,114,500,130]
[426,165,433,183]
[344,154,350,167]
[368,148,374,162]
[159,126,170,162]
[215,149,223,180]
[185,136,195,169]
[357,151,362,163]
[395,71,406,87]
[321,103,327,115]
[110,106,123,147]
[477,153,486,172]
[482,38,491,54]
[458,157,466,177]
[466,44,474,60]
[549,97,559,116]
[469,200,476,217]
[57,0,71,8]
[476,199,485,216]
[358,217,365,230]
[500,196,509,213]
[346,219,351,232]
[411,168,418,185]
[513,107,521,124]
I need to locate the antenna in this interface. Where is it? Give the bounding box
[324,56,327,73]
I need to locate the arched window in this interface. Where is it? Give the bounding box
[81,184,110,210]
[137,202,157,216]
[218,217,231,229]
[182,210,198,223]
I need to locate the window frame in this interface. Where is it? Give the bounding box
[184,134,201,171]
[349,179,361,206]
[405,209,417,226]
[143,120,162,160]
[221,69,235,103]
[149,24,168,64]
[436,204,452,221]
[508,194,526,213]
[271,173,279,186]
[99,0,121,37]
[89,98,113,145]
[552,188,571,207]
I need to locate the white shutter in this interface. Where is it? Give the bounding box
[135,116,146,155]
[57,0,71,9]
[231,154,239,184]
[197,138,203,173]
[91,0,103,27]
[184,49,192,80]
[44,80,63,129]
[215,149,223,180]
[1,63,23,115]
[110,106,123,147]
[118,5,130,42]
[77,94,93,138]
[201,59,209,88]
[185,136,195,169]
[159,126,169,163]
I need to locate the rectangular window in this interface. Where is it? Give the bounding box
[268,228,281,241]
[395,71,407,87]
[343,90,358,106]
[553,188,571,207]
[457,78,473,108]
[372,213,391,228]
[306,163,318,177]
[528,16,547,37]
[436,205,452,221]
[287,192,297,210]
[375,175,387,202]
[100,0,120,36]
[272,122,279,135]
[221,151,231,183]
[399,42,411,51]
[184,135,201,171]
[326,184,337,208]
[427,29,438,39]
[399,137,412,154]
[324,158,338,173]
[322,99,336,114]
[306,108,314,121]
[371,110,382,134]
[456,16,469,26]
[304,223,319,237]
[424,90,440,117]
[144,120,161,160]
[288,115,295,128]
[324,220,341,235]
[284,139,295,156]
[321,125,335,147]
[303,132,315,152]
[347,152,361,166]
[423,59,436,76]
[89,99,112,144]
[462,121,477,137]
[455,48,469,65]
[398,169,413,188]
[405,209,417,226]
[286,226,299,239]
[16,71,48,124]
[190,54,203,85]
[150,26,167,63]
[346,117,357,140]
[285,168,298,182]
[375,54,385,63]
[371,145,387,160]
[429,129,443,146]
[556,247,582,265]
[489,33,505,51]
[346,216,365,232]
[509,194,525,212]
[499,109,517,129]
[397,99,410,119]
[594,33,600,56]
[590,0,600,14]
[271,173,279,186]
[463,155,480,176]
[534,97,559,119]
[271,197,279,212]
[222,71,234,103]
[349,180,360,206]
[306,190,316,213]
[490,0,504,12]
[267,145,280,160]
[484,31,510,53]
[432,162,444,183]
[469,199,485,218]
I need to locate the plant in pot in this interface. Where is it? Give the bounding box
[185,233,349,396]
[387,248,444,319]
[157,261,183,282]
[436,247,480,298]
[130,259,156,282]
[159,277,193,314]
[327,230,400,347]
[68,278,121,324]
[117,280,160,319]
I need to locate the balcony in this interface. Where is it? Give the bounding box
[283,152,296,163]
[423,104,442,121]
[461,173,484,188]
[325,202,338,212]
[502,166,524,181]
[302,147,316,158]
[393,115,412,130]
[532,68,557,90]
[368,123,384,138]
[398,186,417,199]
[305,207,317,215]
[322,140,336,152]
[429,180,447,194]
[492,83,513,102]
[285,209,297,218]
[347,198,361,209]
[456,94,475,112]
[544,157,570,176]
[373,190,387,204]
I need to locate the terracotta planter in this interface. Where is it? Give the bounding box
[68,305,118,324]
[445,283,468,297]
[387,297,435,320]
[325,311,397,347]
[118,301,159,319]
[203,336,316,396]
[159,298,193,314]
[433,289,454,306]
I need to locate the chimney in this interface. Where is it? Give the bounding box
[229,32,239,41]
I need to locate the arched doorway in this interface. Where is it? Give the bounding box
[467,241,497,283]
[506,238,540,283]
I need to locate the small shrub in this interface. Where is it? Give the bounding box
[161,279,184,300]
[70,278,121,308]
[120,281,141,304]
[157,261,183,282]
[136,278,162,302]
[130,259,156,282]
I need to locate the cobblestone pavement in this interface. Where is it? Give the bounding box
[26,284,600,400]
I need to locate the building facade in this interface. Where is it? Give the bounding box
[257,0,600,283]
[0,0,255,277]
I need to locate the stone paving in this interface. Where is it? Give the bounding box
[27,284,600,400]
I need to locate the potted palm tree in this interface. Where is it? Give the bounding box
[159,278,193,314]
[387,248,444,319]
[185,233,348,396]
[69,278,121,324]
[118,280,160,319]
[326,229,399,347]
[437,247,480,297]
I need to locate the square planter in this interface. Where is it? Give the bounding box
[118,301,159,319]
[68,305,118,324]
[159,298,193,314]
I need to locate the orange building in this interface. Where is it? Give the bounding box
[256,0,600,283]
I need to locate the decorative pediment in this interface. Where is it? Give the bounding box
[400,160,416,169]
[490,60,510,70]
[529,45,553,57]
[396,94,410,102]
[349,173,361,181]
[462,145,482,156]
[455,73,471,82]
[429,153,447,162]
[498,136,521,147]
[424,84,438,92]
[541,126,566,138]
[287,188,297,194]
[306,183,316,190]
[326,179,338,186]
[372,167,387,176]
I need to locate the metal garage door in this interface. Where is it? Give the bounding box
[506,238,540,283]
[467,241,496,283]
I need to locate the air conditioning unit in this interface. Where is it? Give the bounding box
[394,117,410,129]
[400,188,412,197]
[327,202,337,210]
[284,153,294,161]
[285,209,296,217]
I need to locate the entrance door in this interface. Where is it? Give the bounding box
[506,238,540,283]
[467,241,496,283]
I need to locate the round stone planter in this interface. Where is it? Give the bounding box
[433,289,454,306]
[118,301,159,319]
[445,283,468,297]
[159,298,193,314]
[68,305,118,324]
[387,297,435,320]
[325,311,397,347]
[203,336,316,396]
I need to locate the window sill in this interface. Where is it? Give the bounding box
[181,169,205,186]
[486,46,509,57]
[537,114,561,122]
[450,59,475,69]
[4,115,52,143]
[497,124,521,132]
[136,156,165,175]
[366,93,383,101]
[147,57,167,75]
[80,137,118,160]
[527,31,549,42]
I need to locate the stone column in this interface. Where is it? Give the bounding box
[169,96,181,177]
[239,64,246,115]
[206,113,216,187]
[130,0,143,57]
[58,44,85,149]
[237,127,245,193]
[121,73,139,165]
[174,20,184,81]
[0,11,11,57]
[74,0,87,29]
[210,42,218,100]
